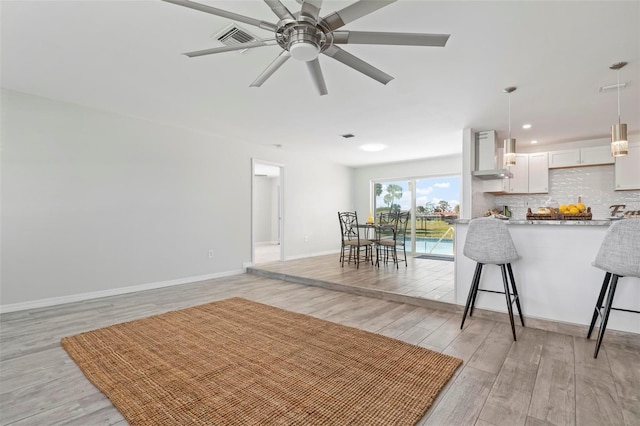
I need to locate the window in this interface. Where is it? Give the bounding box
[373,175,460,256]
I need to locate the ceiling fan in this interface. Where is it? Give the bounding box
[163,0,450,95]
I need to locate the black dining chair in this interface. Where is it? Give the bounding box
[376,211,410,268]
[338,211,374,268]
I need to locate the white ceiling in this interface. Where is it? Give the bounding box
[2,1,639,167]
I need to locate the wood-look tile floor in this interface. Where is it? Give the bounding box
[1,274,638,425]
[254,242,281,264]
[250,253,456,303]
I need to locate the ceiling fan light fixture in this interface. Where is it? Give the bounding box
[286,26,322,61]
[609,62,628,157]
[289,41,320,61]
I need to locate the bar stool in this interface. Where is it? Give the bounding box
[461,217,524,340]
[587,219,640,358]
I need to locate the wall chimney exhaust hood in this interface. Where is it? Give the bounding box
[472,130,512,180]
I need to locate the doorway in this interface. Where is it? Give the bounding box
[252,160,284,264]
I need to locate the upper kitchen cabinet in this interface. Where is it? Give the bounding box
[483,153,537,193]
[528,152,549,193]
[615,142,640,190]
[507,153,529,193]
[581,145,615,166]
[548,145,614,168]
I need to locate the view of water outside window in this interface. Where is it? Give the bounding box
[373,176,460,256]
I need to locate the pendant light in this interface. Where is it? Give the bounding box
[609,62,628,157]
[503,86,517,166]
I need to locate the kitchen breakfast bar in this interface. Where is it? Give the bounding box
[455,219,640,336]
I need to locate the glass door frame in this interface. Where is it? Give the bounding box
[371,174,461,256]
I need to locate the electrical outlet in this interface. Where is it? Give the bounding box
[208,249,214,259]
[304,235,308,242]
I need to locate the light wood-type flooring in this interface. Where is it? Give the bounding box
[249,253,456,304]
[1,273,638,425]
[254,242,281,264]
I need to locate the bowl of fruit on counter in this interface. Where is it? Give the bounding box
[559,198,592,220]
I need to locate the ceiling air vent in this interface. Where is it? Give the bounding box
[214,24,258,53]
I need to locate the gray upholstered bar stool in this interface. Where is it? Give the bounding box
[587,219,640,358]
[461,217,525,340]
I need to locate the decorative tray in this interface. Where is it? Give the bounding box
[526,207,593,221]
[526,208,559,220]
[559,207,592,220]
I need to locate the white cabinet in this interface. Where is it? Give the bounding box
[508,154,529,193]
[548,149,580,168]
[581,145,614,166]
[615,142,640,190]
[549,145,614,168]
[483,153,537,193]
[528,152,549,193]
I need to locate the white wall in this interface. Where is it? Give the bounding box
[253,176,276,243]
[283,159,354,259]
[353,154,463,218]
[0,90,353,309]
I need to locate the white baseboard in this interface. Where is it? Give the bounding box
[0,269,244,314]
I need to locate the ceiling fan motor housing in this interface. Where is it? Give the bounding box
[277,19,327,61]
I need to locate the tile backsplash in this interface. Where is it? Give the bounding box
[493,165,640,219]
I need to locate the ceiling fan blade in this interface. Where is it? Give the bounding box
[332,31,450,47]
[323,45,393,85]
[300,0,323,21]
[184,40,276,58]
[250,50,291,87]
[321,0,397,32]
[263,0,295,21]
[306,58,328,96]
[162,0,277,32]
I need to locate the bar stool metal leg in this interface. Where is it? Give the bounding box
[507,263,525,326]
[587,272,611,339]
[469,264,483,317]
[594,274,619,358]
[500,264,517,340]
[461,263,482,329]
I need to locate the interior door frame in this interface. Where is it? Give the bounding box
[251,159,284,264]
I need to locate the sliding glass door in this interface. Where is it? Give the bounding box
[373,175,460,257]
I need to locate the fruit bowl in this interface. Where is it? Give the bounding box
[557,198,591,220]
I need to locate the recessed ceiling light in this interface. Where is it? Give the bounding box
[531,140,538,144]
[360,143,386,152]
[522,124,532,129]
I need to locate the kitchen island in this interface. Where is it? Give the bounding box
[455,219,639,335]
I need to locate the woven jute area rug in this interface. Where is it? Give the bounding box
[61,297,462,425]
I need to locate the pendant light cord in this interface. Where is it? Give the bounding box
[508,93,512,138]
[617,69,621,125]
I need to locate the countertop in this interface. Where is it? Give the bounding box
[455,218,613,226]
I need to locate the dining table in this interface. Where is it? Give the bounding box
[356,223,397,266]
